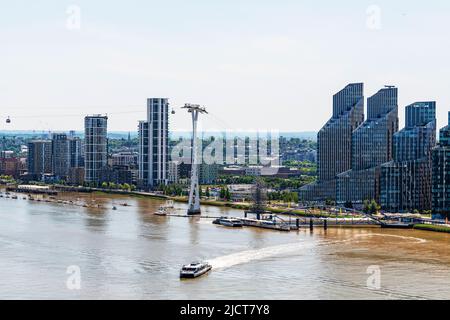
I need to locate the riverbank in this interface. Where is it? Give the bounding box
[414,224,450,234]
[30,185,353,219]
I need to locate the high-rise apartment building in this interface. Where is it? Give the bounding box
[84,115,108,184]
[300,83,364,201]
[432,112,450,220]
[69,136,84,168]
[380,102,436,212]
[27,140,52,178]
[138,98,169,188]
[336,86,399,204]
[51,133,70,179]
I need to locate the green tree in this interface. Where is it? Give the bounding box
[220,186,226,199]
[225,187,231,201]
[344,201,353,209]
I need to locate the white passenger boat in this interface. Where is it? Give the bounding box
[180,262,212,279]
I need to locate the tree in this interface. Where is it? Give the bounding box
[220,186,226,199]
[101,182,108,189]
[225,187,231,201]
[370,200,381,215]
[364,199,380,215]
[344,201,353,209]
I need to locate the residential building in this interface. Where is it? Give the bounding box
[69,136,84,168]
[138,98,169,189]
[99,165,133,185]
[200,163,220,184]
[0,151,14,159]
[112,152,138,167]
[432,112,450,220]
[380,102,436,212]
[300,83,365,201]
[84,115,108,184]
[68,167,85,186]
[0,157,21,178]
[168,161,180,184]
[336,86,399,204]
[51,133,70,179]
[27,140,52,178]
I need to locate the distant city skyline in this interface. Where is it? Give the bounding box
[1,1,449,132]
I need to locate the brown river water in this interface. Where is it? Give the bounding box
[0,190,449,300]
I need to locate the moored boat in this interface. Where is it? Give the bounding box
[213,217,243,227]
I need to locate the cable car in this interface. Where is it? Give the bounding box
[171,109,176,115]
[6,116,11,124]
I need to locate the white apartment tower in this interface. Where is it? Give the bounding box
[138,98,169,188]
[84,115,108,184]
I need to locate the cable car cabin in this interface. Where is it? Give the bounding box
[6,117,11,124]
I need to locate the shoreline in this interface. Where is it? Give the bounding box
[4,184,450,234]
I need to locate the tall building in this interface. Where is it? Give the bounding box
[336,86,399,204]
[51,133,70,179]
[432,112,450,220]
[380,102,436,212]
[69,136,84,168]
[27,140,52,178]
[84,115,108,184]
[138,98,169,188]
[168,160,180,184]
[300,83,364,201]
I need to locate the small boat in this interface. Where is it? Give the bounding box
[180,262,212,279]
[112,206,117,210]
[154,207,168,216]
[11,195,18,200]
[213,217,243,227]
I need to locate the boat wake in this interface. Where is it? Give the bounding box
[207,241,313,270]
[354,233,427,244]
[207,232,427,270]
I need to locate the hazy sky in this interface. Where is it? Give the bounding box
[1,0,449,133]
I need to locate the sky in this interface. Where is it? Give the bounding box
[1,0,449,133]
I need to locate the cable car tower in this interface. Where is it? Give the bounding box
[182,103,208,215]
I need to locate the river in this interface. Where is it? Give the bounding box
[0,190,449,300]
